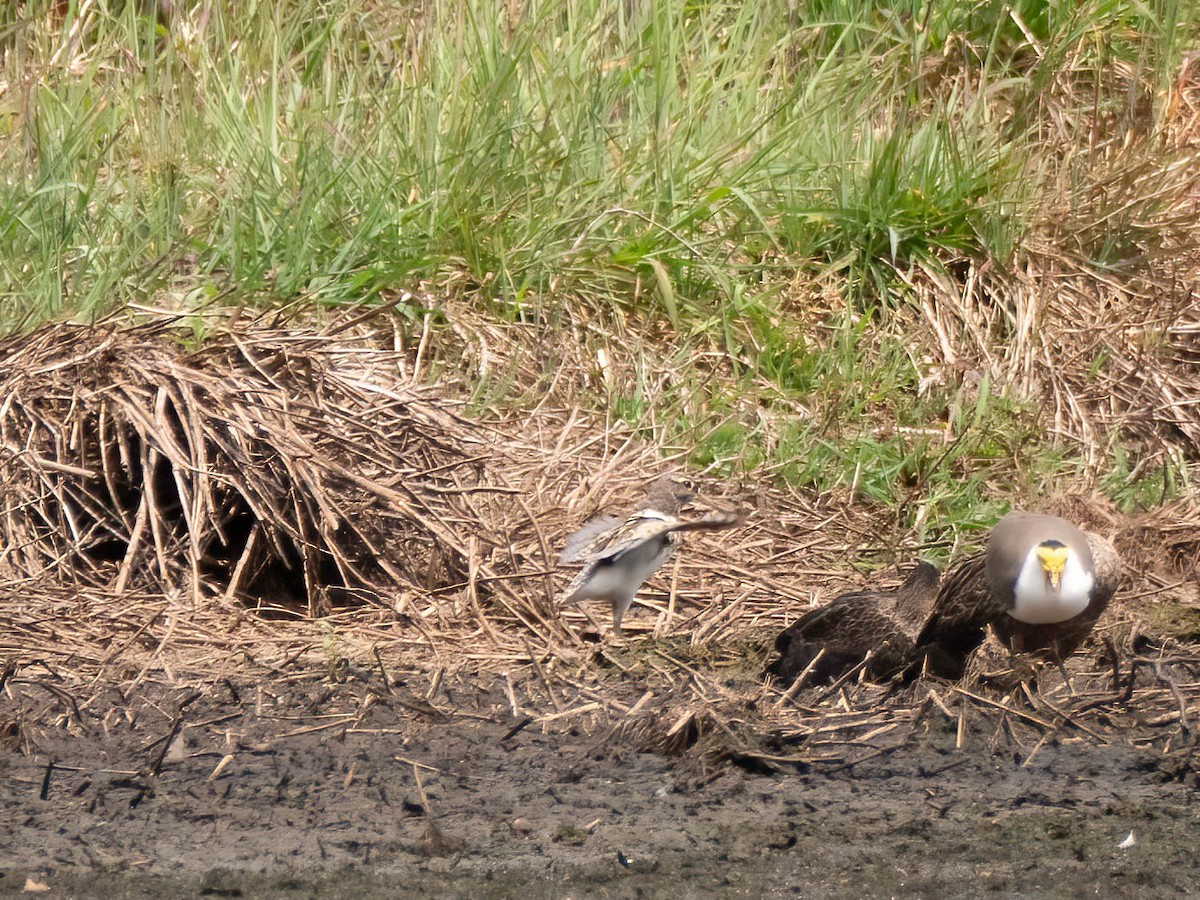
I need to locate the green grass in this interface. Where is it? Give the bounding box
[676,311,1079,542]
[4,0,1189,324]
[1,0,1198,527]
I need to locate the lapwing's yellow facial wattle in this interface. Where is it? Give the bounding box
[1035,542,1069,591]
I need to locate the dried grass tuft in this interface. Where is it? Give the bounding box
[903,257,1200,473]
[0,311,528,619]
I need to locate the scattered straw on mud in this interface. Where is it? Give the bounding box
[1,308,1199,774]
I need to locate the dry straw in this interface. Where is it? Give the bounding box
[0,306,1197,767]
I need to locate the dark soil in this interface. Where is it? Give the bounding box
[3,673,1198,899]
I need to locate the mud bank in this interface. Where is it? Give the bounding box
[3,677,1198,899]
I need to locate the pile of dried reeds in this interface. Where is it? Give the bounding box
[0,310,536,619]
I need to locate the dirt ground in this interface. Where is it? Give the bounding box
[4,668,1199,900]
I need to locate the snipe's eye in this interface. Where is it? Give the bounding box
[675,477,698,498]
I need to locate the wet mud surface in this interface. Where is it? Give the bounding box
[3,676,1199,899]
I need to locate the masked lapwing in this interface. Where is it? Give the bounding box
[915,511,1122,678]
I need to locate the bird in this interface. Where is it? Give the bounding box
[557,474,741,635]
[767,562,941,687]
[913,511,1123,678]
[991,526,1122,661]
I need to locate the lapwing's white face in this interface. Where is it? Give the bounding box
[1008,540,1094,625]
